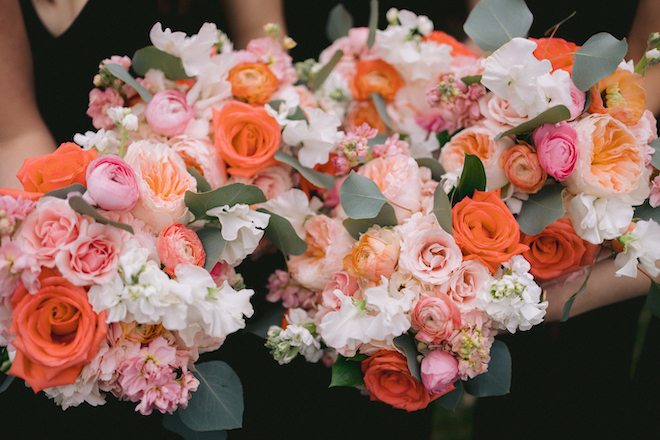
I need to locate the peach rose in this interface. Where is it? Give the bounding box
[251,164,294,200]
[452,189,529,273]
[17,142,98,194]
[118,321,168,344]
[157,223,206,276]
[437,259,491,311]
[350,59,403,102]
[8,273,107,393]
[171,137,228,190]
[478,93,529,129]
[343,227,400,282]
[588,68,646,126]
[530,37,579,74]
[499,141,547,193]
[320,270,360,311]
[361,349,441,411]
[212,101,281,178]
[412,293,462,343]
[228,62,279,106]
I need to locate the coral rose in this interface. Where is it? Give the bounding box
[361,349,441,411]
[8,272,107,393]
[452,189,529,273]
[157,223,206,276]
[343,227,400,282]
[84,154,139,211]
[144,90,195,137]
[424,31,478,58]
[420,349,460,395]
[17,142,98,194]
[228,62,279,106]
[412,294,462,343]
[499,141,547,193]
[212,101,281,178]
[530,37,579,74]
[350,59,403,102]
[588,68,646,125]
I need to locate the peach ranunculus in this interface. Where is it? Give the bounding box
[124,140,197,233]
[156,223,206,277]
[343,227,400,282]
[350,59,403,102]
[412,293,462,343]
[588,68,646,126]
[227,62,279,106]
[212,101,281,178]
[530,37,579,74]
[361,349,442,411]
[452,189,529,273]
[16,142,98,194]
[171,137,228,190]
[8,272,107,393]
[499,141,547,194]
[520,218,599,281]
[565,114,648,205]
[345,101,389,135]
[423,31,478,58]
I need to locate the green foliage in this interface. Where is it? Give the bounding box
[369,93,395,130]
[330,355,365,387]
[463,340,511,396]
[561,264,594,322]
[0,374,13,394]
[258,208,308,256]
[393,334,421,382]
[163,412,227,440]
[196,227,226,272]
[343,203,398,240]
[436,130,452,149]
[185,183,267,221]
[516,184,565,236]
[274,151,334,190]
[367,0,379,49]
[68,196,134,234]
[649,138,660,170]
[312,49,344,92]
[463,0,533,52]
[434,381,464,411]
[188,167,212,193]
[104,63,153,102]
[646,282,660,318]
[340,171,389,219]
[415,158,445,182]
[432,185,453,235]
[634,200,660,224]
[325,4,353,42]
[461,75,482,86]
[44,183,87,199]
[494,105,571,141]
[132,46,191,80]
[572,33,628,91]
[454,154,486,205]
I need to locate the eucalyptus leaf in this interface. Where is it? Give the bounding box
[494,105,571,140]
[188,167,212,193]
[312,49,344,92]
[415,158,445,181]
[432,185,453,234]
[105,63,153,102]
[434,380,463,411]
[561,263,595,322]
[132,46,191,80]
[178,361,244,431]
[649,138,660,170]
[258,208,308,256]
[196,227,226,272]
[367,133,389,149]
[163,412,227,440]
[185,183,267,220]
[461,75,482,86]
[393,334,421,382]
[330,355,364,387]
[631,306,653,377]
[454,154,486,204]
[0,375,14,394]
[369,93,395,130]
[343,202,398,239]
[274,151,334,190]
[288,106,309,122]
[463,340,511,396]
[245,305,286,339]
[436,130,451,148]
[367,0,378,49]
[463,0,533,52]
[68,196,134,234]
[634,200,660,224]
[325,4,353,42]
[340,172,388,219]
[516,184,565,236]
[572,33,628,91]
[44,183,87,199]
[646,282,660,319]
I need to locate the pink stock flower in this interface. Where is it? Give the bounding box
[0,195,34,237]
[266,269,315,309]
[420,349,460,395]
[412,294,462,343]
[84,155,139,211]
[100,55,131,71]
[372,133,410,158]
[87,88,124,130]
[533,123,579,181]
[156,223,206,277]
[439,310,496,380]
[144,90,195,137]
[245,37,297,85]
[0,236,40,297]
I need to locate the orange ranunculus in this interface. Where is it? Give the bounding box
[361,350,445,412]
[343,228,400,282]
[521,218,599,281]
[16,142,98,193]
[499,141,547,194]
[350,59,403,102]
[530,37,579,74]
[423,31,478,58]
[212,101,281,178]
[118,321,168,344]
[8,273,107,393]
[345,100,389,135]
[227,62,279,106]
[588,68,646,125]
[452,189,529,273]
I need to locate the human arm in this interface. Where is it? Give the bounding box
[220,0,287,49]
[627,0,660,115]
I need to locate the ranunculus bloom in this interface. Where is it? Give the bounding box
[350,59,403,102]
[423,31,478,58]
[212,101,281,178]
[412,294,462,343]
[588,68,646,126]
[520,218,599,281]
[84,154,139,211]
[157,223,206,276]
[420,349,460,395]
[171,137,228,190]
[345,101,388,134]
[530,37,579,74]
[499,141,547,193]
[8,272,107,393]
[343,228,400,282]
[227,62,279,106]
[361,349,440,411]
[144,90,195,137]
[17,142,98,194]
[452,189,529,273]
[533,123,579,181]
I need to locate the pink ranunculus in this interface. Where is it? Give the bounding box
[156,223,206,277]
[171,137,228,190]
[420,349,460,395]
[437,259,491,312]
[567,81,587,120]
[84,155,139,211]
[533,122,579,181]
[144,90,195,137]
[412,293,462,343]
[87,88,124,130]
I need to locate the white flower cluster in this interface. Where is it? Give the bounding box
[265,309,323,365]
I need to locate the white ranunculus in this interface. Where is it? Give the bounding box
[615,220,660,277]
[206,204,270,266]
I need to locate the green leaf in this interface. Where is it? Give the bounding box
[163,412,227,440]
[330,355,364,387]
[434,381,463,411]
[561,264,595,322]
[454,154,486,204]
[178,361,244,431]
[196,227,226,272]
[0,375,14,394]
[461,75,482,86]
[340,171,388,219]
[258,209,308,256]
[634,200,660,224]
[432,185,453,234]
[649,138,660,171]
[68,196,134,234]
[516,184,565,236]
[245,305,286,339]
[288,106,309,122]
[393,334,421,382]
[369,93,395,130]
[646,281,660,319]
[312,49,344,92]
[494,105,571,141]
[415,158,445,181]
[436,130,451,148]
[572,33,628,91]
[185,183,267,220]
[631,305,653,378]
[463,340,511,396]
[188,167,212,193]
[105,63,153,103]
[367,0,379,49]
[463,0,533,52]
[44,183,87,199]
[274,151,334,190]
[132,46,191,80]
[325,4,353,42]
[343,203,398,239]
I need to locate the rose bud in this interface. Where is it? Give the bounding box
[533,123,579,181]
[156,223,206,276]
[144,89,195,137]
[84,154,139,211]
[420,349,460,395]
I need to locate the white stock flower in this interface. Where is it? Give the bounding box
[615,220,660,278]
[265,308,322,365]
[206,204,270,266]
[282,107,344,168]
[73,129,121,153]
[566,193,633,244]
[363,277,415,341]
[149,22,219,76]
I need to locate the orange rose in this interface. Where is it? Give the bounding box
[530,37,579,74]
[361,350,443,411]
[343,228,400,282]
[499,141,547,193]
[423,31,478,58]
[588,68,646,125]
[212,101,281,178]
[16,142,98,193]
[345,101,389,134]
[521,218,599,281]
[8,272,107,393]
[452,189,529,273]
[350,59,403,102]
[227,62,279,106]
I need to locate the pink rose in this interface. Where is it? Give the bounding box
[567,81,587,120]
[533,122,579,181]
[420,349,460,395]
[84,155,139,211]
[437,259,491,311]
[157,223,206,276]
[320,270,360,311]
[251,165,294,200]
[144,90,195,137]
[171,137,228,190]
[87,88,124,130]
[412,293,462,343]
[478,93,528,129]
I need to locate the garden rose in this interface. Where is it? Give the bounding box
[84,154,139,211]
[530,37,579,74]
[343,228,400,282]
[412,294,462,343]
[171,137,228,190]
[588,68,646,126]
[437,259,491,311]
[499,141,547,193]
[144,90,195,137]
[251,165,295,200]
[227,62,279,105]
[350,59,403,102]
[533,123,579,181]
[567,82,587,120]
[420,349,460,395]
[156,223,206,276]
